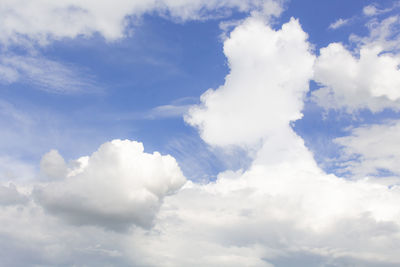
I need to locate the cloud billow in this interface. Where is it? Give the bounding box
[0,0,283,46]
[185,17,315,148]
[130,14,400,266]
[34,139,186,231]
[2,1,400,266]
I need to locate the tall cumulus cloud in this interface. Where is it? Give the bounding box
[1,2,400,267]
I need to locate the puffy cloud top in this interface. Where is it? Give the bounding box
[313,43,400,112]
[313,16,400,112]
[186,17,315,148]
[0,183,28,206]
[35,139,186,231]
[2,3,400,266]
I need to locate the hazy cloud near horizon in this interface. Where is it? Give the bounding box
[1,1,400,266]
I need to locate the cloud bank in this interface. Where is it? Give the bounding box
[1,2,400,267]
[133,14,400,266]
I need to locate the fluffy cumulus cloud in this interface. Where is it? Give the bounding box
[40,150,68,179]
[185,16,315,148]
[35,139,186,231]
[2,4,400,267]
[0,0,283,45]
[334,120,400,179]
[313,16,400,112]
[126,15,400,266]
[127,162,400,266]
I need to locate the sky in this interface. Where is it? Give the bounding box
[1,0,400,266]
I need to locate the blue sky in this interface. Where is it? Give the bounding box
[2,0,398,179]
[1,0,400,266]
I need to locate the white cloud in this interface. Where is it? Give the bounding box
[40,150,68,179]
[313,16,400,112]
[358,16,400,50]
[363,2,400,17]
[35,139,186,231]
[164,134,252,182]
[163,15,400,266]
[0,201,132,266]
[146,104,192,119]
[0,54,97,94]
[0,183,28,206]
[328,18,350,30]
[363,5,379,16]
[0,64,19,83]
[185,16,315,148]
[127,160,400,266]
[334,120,400,179]
[2,9,400,267]
[0,0,283,94]
[0,0,283,46]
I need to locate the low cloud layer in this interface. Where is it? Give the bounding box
[0,184,28,206]
[1,2,400,267]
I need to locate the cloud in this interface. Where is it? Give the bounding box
[34,139,186,231]
[105,97,198,120]
[123,15,400,266]
[0,54,98,94]
[0,200,134,266]
[164,134,252,182]
[0,183,28,206]
[363,2,400,17]
[363,5,380,16]
[0,1,283,95]
[2,9,400,267]
[185,16,315,148]
[0,156,37,183]
[328,18,350,30]
[40,150,68,179]
[127,161,400,266]
[146,104,192,119]
[334,120,400,179]
[313,16,400,112]
[0,64,19,83]
[0,0,283,46]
